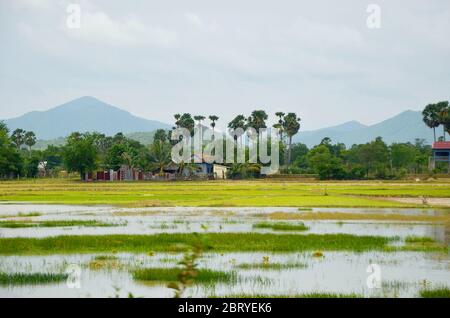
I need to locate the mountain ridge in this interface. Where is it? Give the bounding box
[3,96,171,140]
[295,110,433,147]
[2,97,435,147]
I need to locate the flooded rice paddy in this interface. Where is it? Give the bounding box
[0,204,449,298]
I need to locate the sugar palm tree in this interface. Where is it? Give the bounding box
[283,113,301,165]
[228,115,246,145]
[247,110,268,131]
[11,128,26,150]
[209,115,219,140]
[24,131,36,155]
[436,101,449,141]
[422,102,446,142]
[174,114,181,128]
[194,115,206,141]
[194,115,206,129]
[274,112,285,141]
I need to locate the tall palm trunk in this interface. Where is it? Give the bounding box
[288,135,293,165]
[433,127,436,142]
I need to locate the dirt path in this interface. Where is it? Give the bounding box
[385,197,450,207]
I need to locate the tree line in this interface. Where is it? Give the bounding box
[0,101,448,180]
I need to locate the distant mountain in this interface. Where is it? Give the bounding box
[3,96,171,139]
[294,110,434,147]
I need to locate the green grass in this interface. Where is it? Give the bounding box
[0,220,122,228]
[253,221,309,231]
[213,292,362,298]
[93,255,119,261]
[2,179,449,207]
[0,272,68,286]
[88,255,123,270]
[268,212,449,223]
[235,262,307,270]
[132,268,236,284]
[0,233,397,255]
[405,236,435,243]
[0,212,42,218]
[419,287,450,298]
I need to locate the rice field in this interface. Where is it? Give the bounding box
[0,179,449,298]
[1,179,450,207]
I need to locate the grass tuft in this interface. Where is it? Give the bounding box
[405,236,435,243]
[0,272,68,286]
[88,255,123,270]
[235,262,307,270]
[253,222,309,231]
[0,233,395,255]
[0,220,122,228]
[420,287,450,298]
[132,268,236,284]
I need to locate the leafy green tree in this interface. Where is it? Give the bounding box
[24,155,40,178]
[41,145,63,175]
[0,121,8,134]
[391,143,417,172]
[348,137,389,178]
[149,140,172,174]
[62,133,98,180]
[290,143,309,170]
[0,125,23,178]
[306,144,345,180]
[153,129,168,143]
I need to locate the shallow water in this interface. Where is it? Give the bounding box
[0,251,448,298]
[0,205,448,243]
[0,204,449,298]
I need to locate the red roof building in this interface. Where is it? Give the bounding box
[430,141,450,170]
[432,141,450,150]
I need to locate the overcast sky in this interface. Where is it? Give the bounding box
[0,0,449,130]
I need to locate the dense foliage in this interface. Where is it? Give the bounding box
[0,100,448,180]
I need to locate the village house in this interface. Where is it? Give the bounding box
[429,141,450,170]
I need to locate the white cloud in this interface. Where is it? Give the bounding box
[65,11,177,47]
[184,12,203,28]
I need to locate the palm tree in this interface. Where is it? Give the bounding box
[422,102,446,142]
[194,115,206,127]
[283,113,301,165]
[174,114,181,128]
[436,101,449,141]
[228,115,246,145]
[247,110,268,131]
[194,115,206,142]
[246,110,268,163]
[24,131,36,155]
[274,112,285,141]
[209,115,219,140]
[149,140,172,175]
[11,128,25,150]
